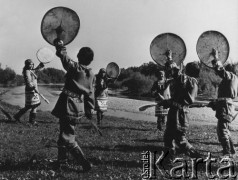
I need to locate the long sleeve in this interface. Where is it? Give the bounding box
[24,70,35,91]
[217,69,238,99]
[60,54,77,72]
[185,78,198,105]
[34,63,44,72]
[56,47,77,72]
[215,67,232,80]
[151,81,158,97]
[171,75,198,106]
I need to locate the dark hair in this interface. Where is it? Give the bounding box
[23,59,33,73]
[98,68,106,74]
[77,47,94,66]
[25,59,33,66]
[185,62,200,78]
[225,64,237,74]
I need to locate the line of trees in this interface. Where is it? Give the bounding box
[0,64,66,86]
[111,61,237,98]
[1,61,237,99]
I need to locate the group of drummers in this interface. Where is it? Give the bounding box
[10,28,238,171]
[150,34,238,166]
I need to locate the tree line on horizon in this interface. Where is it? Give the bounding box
[111,61,238,99]
[1,61,237,99]
[0,64,65,86]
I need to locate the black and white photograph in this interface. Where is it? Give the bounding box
[0,0,238,179]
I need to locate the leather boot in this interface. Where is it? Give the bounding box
[163,148,176,167]
[58,146,68,164]
[186,147,202,158]
[14,108,27,122]
[29,112,37,125]
[70,146,92,172]
[221,139,231,156]
[229,138,236,155]
[97,111,101,125]
[157,118,162,131]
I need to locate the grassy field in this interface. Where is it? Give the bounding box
[1,101,238,180]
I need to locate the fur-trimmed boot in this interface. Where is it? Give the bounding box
[70,146,92,172]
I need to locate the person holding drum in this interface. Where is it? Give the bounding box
[95,68,111,125]
[151,70,170,131]
[13,59,44,125]
[94,63,119,125]
[208,49,238,158]
[159,61,201,164]
[52,39,94,172]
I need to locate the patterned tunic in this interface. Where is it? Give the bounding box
[94,75,109,112]
[23,69,40,106]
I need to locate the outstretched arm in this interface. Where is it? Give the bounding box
[211,48,232,80]
[54,39,77,72]
[34,62,45,71]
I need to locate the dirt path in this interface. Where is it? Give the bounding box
[106,96,238,128]
[2,86,238,128]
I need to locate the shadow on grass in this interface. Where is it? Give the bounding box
[0,119,16,124]
[84,144,164,153]
[190,139,220,146]
[0,157,142,172]
[134,138,163,143]
[89,157,142,168]
[0,159,81,173]
[79,124,153,132]
[100,125,153,131]
[37,120,56,124]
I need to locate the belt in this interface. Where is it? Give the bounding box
[171,101,189,110]
[216,98,235,106]
[62,88,83,99]
[217,97,232,101]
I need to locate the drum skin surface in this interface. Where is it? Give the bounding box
[41,7,80,45]
[150,33,186,67]
[106,62,120,79]
[196,30,229,67]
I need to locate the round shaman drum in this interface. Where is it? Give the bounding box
[41,6,80,45]
[36,47,55,64]
[150,33,186,68]
[106,62,120,79]
[196,30,229,68]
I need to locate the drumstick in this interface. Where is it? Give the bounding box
[34,89,50,104]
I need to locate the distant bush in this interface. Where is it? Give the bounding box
[0,64,65,86]
[122,72,156,95]
[0,67,16,85]
[13,74,24,86]
[38,68,65,84]
[116,61,237,98]
[2,60,238,97]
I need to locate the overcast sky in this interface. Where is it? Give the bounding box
[0,0,238,74]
